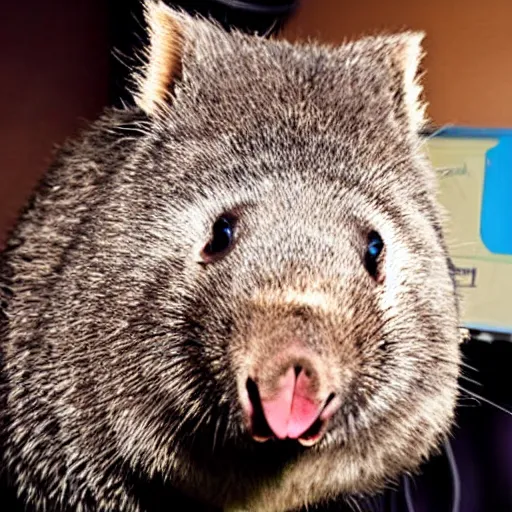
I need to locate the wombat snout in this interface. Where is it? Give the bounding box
[242,347,342,447]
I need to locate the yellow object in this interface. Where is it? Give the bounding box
[425,136,512,334]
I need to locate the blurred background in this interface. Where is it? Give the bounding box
[0,1,511,511]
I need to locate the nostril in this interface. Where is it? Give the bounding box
[245,378,259,408]
[245,378,273,440]
[294,365,313,380]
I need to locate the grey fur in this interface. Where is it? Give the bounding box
[0,2,461,511]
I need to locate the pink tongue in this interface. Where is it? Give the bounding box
[260,367,322,439]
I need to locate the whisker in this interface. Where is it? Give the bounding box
[448,241,478,248]
[427,353,479,374]
[344,306,397,345]
[211,415,222,454]
[421,123,455,141]
[459,360,479,373]
[456,401,481,409]
[459,386,512,417]
[459,374,482,387]
[346,495,364,512]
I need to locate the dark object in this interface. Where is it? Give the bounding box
[167,0,299,34]
[107,0,299,107]
[201,215,237,262]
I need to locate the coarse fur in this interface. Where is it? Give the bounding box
[0,1,462,511]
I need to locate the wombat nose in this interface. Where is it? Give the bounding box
[244,356,341,446]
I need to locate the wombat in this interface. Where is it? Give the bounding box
[0,1,464,511]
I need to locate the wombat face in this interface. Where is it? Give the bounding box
[121,0,461,501]
[1,1,462,510]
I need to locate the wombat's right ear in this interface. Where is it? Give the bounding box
[132,1,188,116]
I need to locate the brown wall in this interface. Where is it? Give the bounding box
[284,0,512,129]
[0,0,108,245]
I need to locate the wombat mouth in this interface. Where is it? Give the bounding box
[246,377,337,447]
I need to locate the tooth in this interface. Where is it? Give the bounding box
[298,437,320,447]
[252,435,271,443]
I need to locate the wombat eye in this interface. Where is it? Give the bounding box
[200,215,236,263]
[364,230,384,280]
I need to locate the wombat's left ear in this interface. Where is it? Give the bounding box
[386,31,427,133]
[131,1,189,116]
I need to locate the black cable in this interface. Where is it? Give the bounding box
[444,439,461,512]
[210,0,298,16]
[403,475,416,512]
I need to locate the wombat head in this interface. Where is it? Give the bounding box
[2,1,462,510]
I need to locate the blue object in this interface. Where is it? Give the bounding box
[481,136,512,256]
